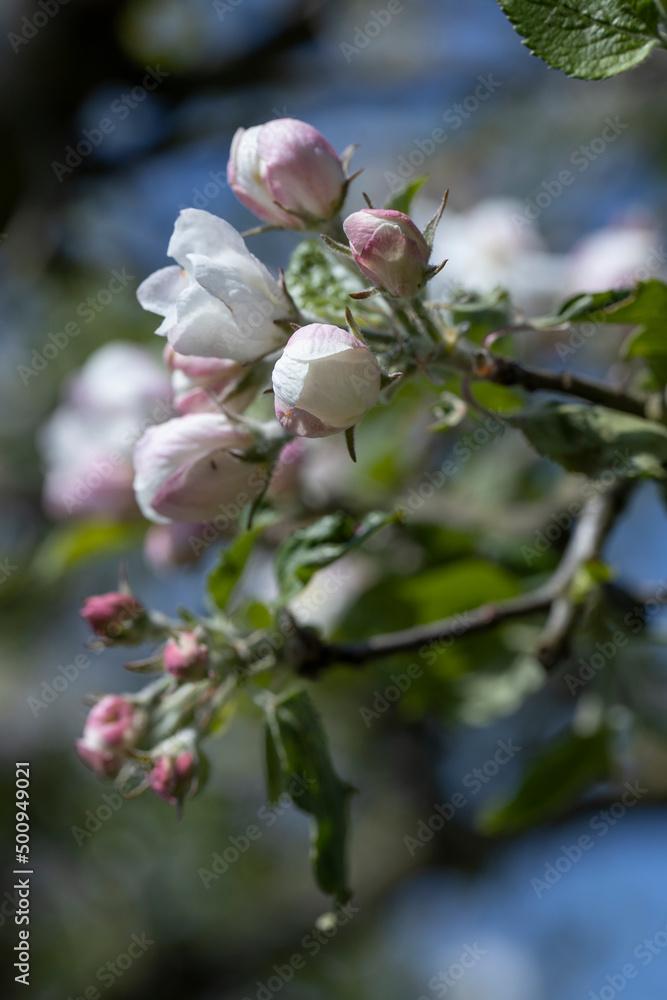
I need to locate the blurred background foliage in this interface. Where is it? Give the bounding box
[2,1,667,998]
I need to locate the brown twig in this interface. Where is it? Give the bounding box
[295,482,635,676]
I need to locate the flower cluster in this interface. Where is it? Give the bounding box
[74,117,449,828]
[76,586,212,809]
[132,117,446,525]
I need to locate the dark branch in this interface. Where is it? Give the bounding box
[295,482,635,676]
[487,355,648,419]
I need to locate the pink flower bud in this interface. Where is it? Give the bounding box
[228,119,346,229]
[133,413,269,524]
[163,346,255,416]
[76,695,145,777]
[80,592,146,643]
[149,751,197,805]
[163,631,209,680]
[343,209,431,297]
[272,324,381,437]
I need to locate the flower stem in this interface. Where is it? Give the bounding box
[410,296,443,344]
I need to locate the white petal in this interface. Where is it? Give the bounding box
[271,353,308,409]
[167,209,248,271]
[188,250,282,308]
[167,283,237,359]
[298,349,380,426]
[137,265,188,316]
[133,414,251,523]
[283,324,362,362]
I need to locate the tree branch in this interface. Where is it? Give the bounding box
[487,354,649,419]
[295,481,635,676]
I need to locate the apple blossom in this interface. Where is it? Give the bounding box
[149,750,197,806]
[228,118,347,229]
[133,412,270,523]
[80,591,147,643]
[137,209,292,363]
[163,631,209,681]
[39,342,172,519]
[343,208,432,298]
[163,345,254,414]
[76,695,145,777]
[272,324,381,437]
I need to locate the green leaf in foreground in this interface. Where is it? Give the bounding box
[208,518,272,612]
[480,727,611,834]
[263,688,354,901]
[496,0,663,79]
[509,402,667,478]
[276,509,401,600]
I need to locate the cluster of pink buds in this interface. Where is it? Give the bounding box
[163,630,209,681]
[76,695,145,777]
[76,582,212,809]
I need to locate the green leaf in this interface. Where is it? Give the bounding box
[480,727,611,834]
[285,240,372,323]
[446,288,513,343]
[275,510,401,600]
[569,558,615,603]
[32,519,146,582]
[496,0,663,79]
[264,724,285,805]
[339,557,521,640]
[384,175,428,214]
[611,280,667,383]
[509,402,667,478]
[208,519,271,612]
[533,286,634,328]
[263,688,354,901]
[537,280,667,384]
